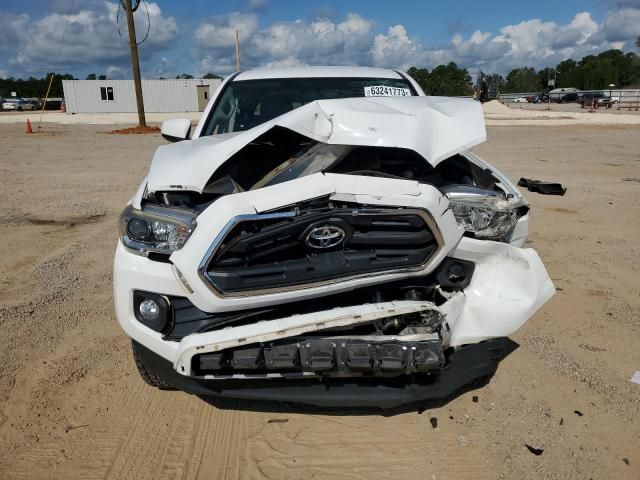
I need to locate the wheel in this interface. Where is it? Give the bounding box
[131,340,176,389]
[18,107,23,111]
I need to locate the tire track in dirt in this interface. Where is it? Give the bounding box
[186,399,252,480]
[242,414,494,480]
[101,387,180,479]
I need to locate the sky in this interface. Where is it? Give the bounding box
[1,0,640,80]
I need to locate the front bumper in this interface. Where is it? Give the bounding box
[132,337,518,409]
[114,235,554,376]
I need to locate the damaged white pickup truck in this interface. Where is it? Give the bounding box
[114,67,554,408]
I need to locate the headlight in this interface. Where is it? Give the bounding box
[444,186,523,240]
[119,205,196,255]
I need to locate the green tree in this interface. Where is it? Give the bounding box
[407,67,429,93]
[407,64,472,96]
[203,72,222,79]
[98,74,107,80]
[555,59,580,88]
[504,67,539,93]
[86,73,97,80]
[427,63,473,96]
[0,73,76,98]
[176,73,194,79]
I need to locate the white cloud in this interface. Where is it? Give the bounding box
[0,13,28,53]
[2,3,640,79]
[198,13,373,74]
[194,7,640,76]
[195,12,259,49]
[7,2,176,75]
[602,7,640,42]
[372,25,428,69]
[432,11,627,72]
[105,65,126,79]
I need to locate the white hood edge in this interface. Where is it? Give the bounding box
[147,96,486,194]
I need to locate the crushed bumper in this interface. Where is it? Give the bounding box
[132,337,517,409]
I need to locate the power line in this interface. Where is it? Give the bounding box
[38,0,77,129]
[117,0,151,45]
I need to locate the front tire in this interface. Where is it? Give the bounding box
[131,340,176,389]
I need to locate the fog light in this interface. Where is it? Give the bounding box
[139,299,160,322]
[133,291,170,333]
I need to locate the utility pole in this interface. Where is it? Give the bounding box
[235,30,241,72]
[123,0,146,127]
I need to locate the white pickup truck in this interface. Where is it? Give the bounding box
[114,66,554,408]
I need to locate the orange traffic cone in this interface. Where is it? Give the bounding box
[25,118,33,134]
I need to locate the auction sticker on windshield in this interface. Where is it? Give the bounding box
[364,86,412,97]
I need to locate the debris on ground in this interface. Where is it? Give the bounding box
[457,435,470,446]
[574,410,584,417]
[630,371,640,385]
[559,418,564,426]
[417,407,427,414]
[472,395,479,403]
[267,418,289,424]
[518,177,567,195]
[64,424,89,433]
[525,444,544,456]
[622,458,630,465]
[579,343,607,352]
[429,417,438,429]
[107,125,161,135]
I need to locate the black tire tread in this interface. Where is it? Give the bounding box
[131,341,176,389]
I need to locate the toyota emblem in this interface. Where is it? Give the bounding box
[305,225,346,249]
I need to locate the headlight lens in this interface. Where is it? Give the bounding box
[445,186,522,240]
[119,205,196,254]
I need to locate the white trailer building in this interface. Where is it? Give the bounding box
[61,78,222,113]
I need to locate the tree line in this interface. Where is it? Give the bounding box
[408,49,640,96]
[2,47,639,99]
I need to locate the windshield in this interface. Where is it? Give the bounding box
[201,76,415,136]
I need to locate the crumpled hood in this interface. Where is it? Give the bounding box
[147,96,486,194]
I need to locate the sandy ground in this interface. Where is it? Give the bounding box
[1,123,639,479]
[2,101,640,127]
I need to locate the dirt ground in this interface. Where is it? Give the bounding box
[1,122,639,479]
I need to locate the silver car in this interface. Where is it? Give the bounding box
[2,99,37,111]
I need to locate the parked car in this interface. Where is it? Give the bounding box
[2,99,37,111]
[114,66,554,408]
[511,97,528,103]
[555,92,579,103]
[580,92,612,108]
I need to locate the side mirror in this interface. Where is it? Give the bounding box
[161,118,192,142]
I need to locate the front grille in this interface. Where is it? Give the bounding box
[201,205,440,294]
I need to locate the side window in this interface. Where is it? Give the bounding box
[100,86,115,101]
